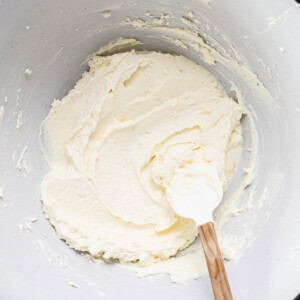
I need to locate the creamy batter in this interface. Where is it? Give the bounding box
[41,50,245,271]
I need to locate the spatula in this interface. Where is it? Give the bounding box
[168,176,233,300]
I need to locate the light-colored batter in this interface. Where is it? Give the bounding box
[41,50,245,271]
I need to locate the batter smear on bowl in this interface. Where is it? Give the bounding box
[40,50,245,279]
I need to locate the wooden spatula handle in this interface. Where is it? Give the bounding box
[199,222,233,300]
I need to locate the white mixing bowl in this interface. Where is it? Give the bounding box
[0,0,299,299]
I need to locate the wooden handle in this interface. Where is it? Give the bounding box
[198,222,233,300]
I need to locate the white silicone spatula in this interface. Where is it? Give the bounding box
[168,176,233,300]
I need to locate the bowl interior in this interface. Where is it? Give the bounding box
[0,0,300,299]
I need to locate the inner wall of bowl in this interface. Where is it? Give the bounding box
[1,0,300,299]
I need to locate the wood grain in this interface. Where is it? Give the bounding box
[199,222,233,300]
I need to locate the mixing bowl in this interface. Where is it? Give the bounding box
[0,0,299,299]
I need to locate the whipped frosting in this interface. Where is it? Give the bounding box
[41,50,244,267]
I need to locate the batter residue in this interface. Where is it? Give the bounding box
[41,50,245,277]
